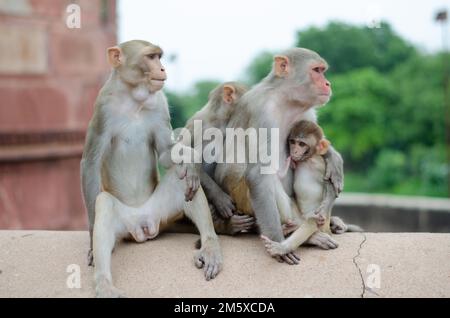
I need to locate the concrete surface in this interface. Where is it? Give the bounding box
[0,231,449,298]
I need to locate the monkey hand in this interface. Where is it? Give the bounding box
[228,213,255,234]
[176,163,200,202]
[324,148,344,196]
[282,219,300,236]
[308,205,326,227]
[213,192,236,219]
[305,213,326,227]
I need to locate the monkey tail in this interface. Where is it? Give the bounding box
[346,224,364,232]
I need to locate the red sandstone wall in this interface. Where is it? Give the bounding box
[0,0,117,230]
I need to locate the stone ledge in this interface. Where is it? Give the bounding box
[0,231,449,298]
[336,193,450,212]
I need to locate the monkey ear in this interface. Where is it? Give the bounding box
[317,139,331,155]
[274,55,290,77]
[222,85,236,104]
[107,46,123,68]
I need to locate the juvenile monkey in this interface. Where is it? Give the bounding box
[186,83,255,234]
[81,40,222,298]
[262,121,361,256]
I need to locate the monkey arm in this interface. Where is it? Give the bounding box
[80,123,109,237]
[154,119,201,201]
[310,180,337,234]
[200,169,235,218]
[277,156,292,179]
[323,146,344,196]
[154,120,176,169]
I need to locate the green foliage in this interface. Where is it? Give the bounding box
[296,21,417,74]
[243,51,274,85]
[368,150,408,189]
[165,90,187,129]
[166,80,221,128]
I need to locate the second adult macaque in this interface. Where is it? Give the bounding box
[181,82,255,235]
[214,48,344,264]
[262,121,361,256]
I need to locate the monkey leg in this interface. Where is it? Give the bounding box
[261,219,318,257]
[313,181,336,235]
[92,192,127,298]
[148,167,223,281]
[184,189,223,281]
[246,170,300,265]
[226,175,253,216]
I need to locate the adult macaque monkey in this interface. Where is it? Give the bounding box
[81,40,222,298]
[215,48,344,265]
[182,82,255,234]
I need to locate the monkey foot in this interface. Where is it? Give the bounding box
[96,278,126,298]
[260,235,300,265]
[193,238,223,281]
[307,231,339,249]
[330,216,348,234]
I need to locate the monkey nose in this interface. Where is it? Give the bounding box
[325,80,331,87]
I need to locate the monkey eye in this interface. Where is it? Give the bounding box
[147,54,159,60]
[299,141,307,147]
[313,67,323,73]
[289,139,296,144]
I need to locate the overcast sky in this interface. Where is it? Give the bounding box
[118,0,449,91]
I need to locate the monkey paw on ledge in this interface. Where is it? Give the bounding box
[0,231,449,298]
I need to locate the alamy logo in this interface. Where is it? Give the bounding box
[66,264,81,289]
[172,120,280,174]
[366,264,381,289]
[66,4,81,29]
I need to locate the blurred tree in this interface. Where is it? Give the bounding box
[243,51,274,85]
[296,21,417,74]
[165,90,187,129]
[389,54,446,148]
[166,80,221,129]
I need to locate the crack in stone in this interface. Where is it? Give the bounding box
[352,233,367,298]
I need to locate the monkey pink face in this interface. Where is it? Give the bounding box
[289,136,316,162]
[309,63,331,105]
[141,49,167,93]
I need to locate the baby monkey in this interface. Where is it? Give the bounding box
[262,121,360,256]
